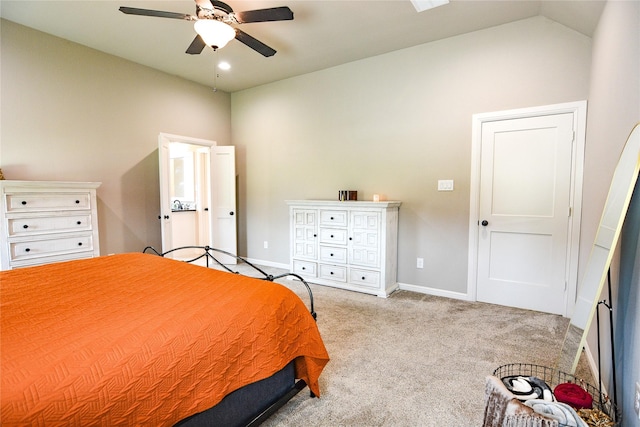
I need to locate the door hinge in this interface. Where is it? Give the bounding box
[568,206,572,217]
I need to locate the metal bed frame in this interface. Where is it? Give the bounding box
[143,245,316,320]
[142,245,318,426]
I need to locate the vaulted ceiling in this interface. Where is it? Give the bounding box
[1,1,605,93]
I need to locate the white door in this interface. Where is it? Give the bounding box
[158,134,236,263]
[211,146,237,264]
[476,113,574,315]
[158,138,173,254]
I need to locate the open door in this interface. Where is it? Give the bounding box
[212,146,237,264]
[158,133,237,263]
[158,137,173,254]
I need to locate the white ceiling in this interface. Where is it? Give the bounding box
[1,0,605,93]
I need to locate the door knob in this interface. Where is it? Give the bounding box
[481,220,489,226]
[229,211,234,216]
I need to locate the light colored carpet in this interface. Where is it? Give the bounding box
[213,262,591,427]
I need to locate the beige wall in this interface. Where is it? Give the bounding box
[231,16,592,294]
[0,20,231,255]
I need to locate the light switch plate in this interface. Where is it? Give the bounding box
[438,179,454,191]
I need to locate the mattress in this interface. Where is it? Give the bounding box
[1,253,329,426]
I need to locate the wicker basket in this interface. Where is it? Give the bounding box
[493,363,620,426]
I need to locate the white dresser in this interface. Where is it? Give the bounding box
[0,181,101,270]
[287,200,401,297]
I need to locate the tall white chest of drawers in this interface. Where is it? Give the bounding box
[0,181,101,270]
[287,200,401,297]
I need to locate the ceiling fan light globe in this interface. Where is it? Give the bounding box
[194,19,235,49]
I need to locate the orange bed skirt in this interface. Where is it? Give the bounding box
[1,253,329,426]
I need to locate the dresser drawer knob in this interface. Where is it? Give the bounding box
[77,221,82,225]
[21,201,27,205]
[330,216,334,220]
[301,266,306,270]
[78,242,83,246]
[23,224,29,229]
[330,271,334,275]
[330,253,334,257]
[75,200,80,204]
[330,234,334,238]
[25,248,31,252]
[361,276,366,280]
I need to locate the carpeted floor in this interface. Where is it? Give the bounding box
[267,279,583,426]
[211,262,592,426]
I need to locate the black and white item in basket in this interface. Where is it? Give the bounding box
[501,375,554,402]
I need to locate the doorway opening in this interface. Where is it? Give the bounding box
[158,133,237,264]
[168,142,210,260]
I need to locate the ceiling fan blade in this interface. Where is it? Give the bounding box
[234,29,276,57]
[119,7,195,21]
[186,35,207,55]
[210,1,233,14]
[235,6,293,23]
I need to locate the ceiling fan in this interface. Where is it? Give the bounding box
[119,0,293,57]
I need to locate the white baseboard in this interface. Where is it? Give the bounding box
[398,282,473,301]
[582,342,610,394]
[583,341,599,379]
[243,257,290,270]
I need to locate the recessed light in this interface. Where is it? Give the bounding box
[218,61,231,71]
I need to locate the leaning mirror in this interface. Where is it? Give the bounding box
[558,123,640,373]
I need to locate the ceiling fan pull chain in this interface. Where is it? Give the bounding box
[212,48,218,92]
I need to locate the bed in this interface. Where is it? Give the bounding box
[0,249,329,426]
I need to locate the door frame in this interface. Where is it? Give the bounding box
[158,132,216,254]
[467,101,587,317]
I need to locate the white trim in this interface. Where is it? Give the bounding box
[158,132,217,147]
[398,282,473,301]
[467,101,587,317]
[581,341,612,401]
[243,257,290,270]
[583,342,599,379]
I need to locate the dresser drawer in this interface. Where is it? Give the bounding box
[319,264,347,282]
[319,210,348,227]
[319,245,347,264]
[5,192,92,212]
[10,234,94,262]
[9,251,94,269]
[7,214,93,237]
[349,268,380,289]
[349,246,380,268]
[319,228,348,245]
[293,259,317,277]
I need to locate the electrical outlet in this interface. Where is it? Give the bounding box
[416,257,424,269]
[263,241,269,249]
[635,381,640,419]
[437,179,454,191]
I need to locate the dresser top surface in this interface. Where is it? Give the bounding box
[0,180,101,191]
[286,200,401,208]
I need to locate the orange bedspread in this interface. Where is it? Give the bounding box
[1,253,329,426]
